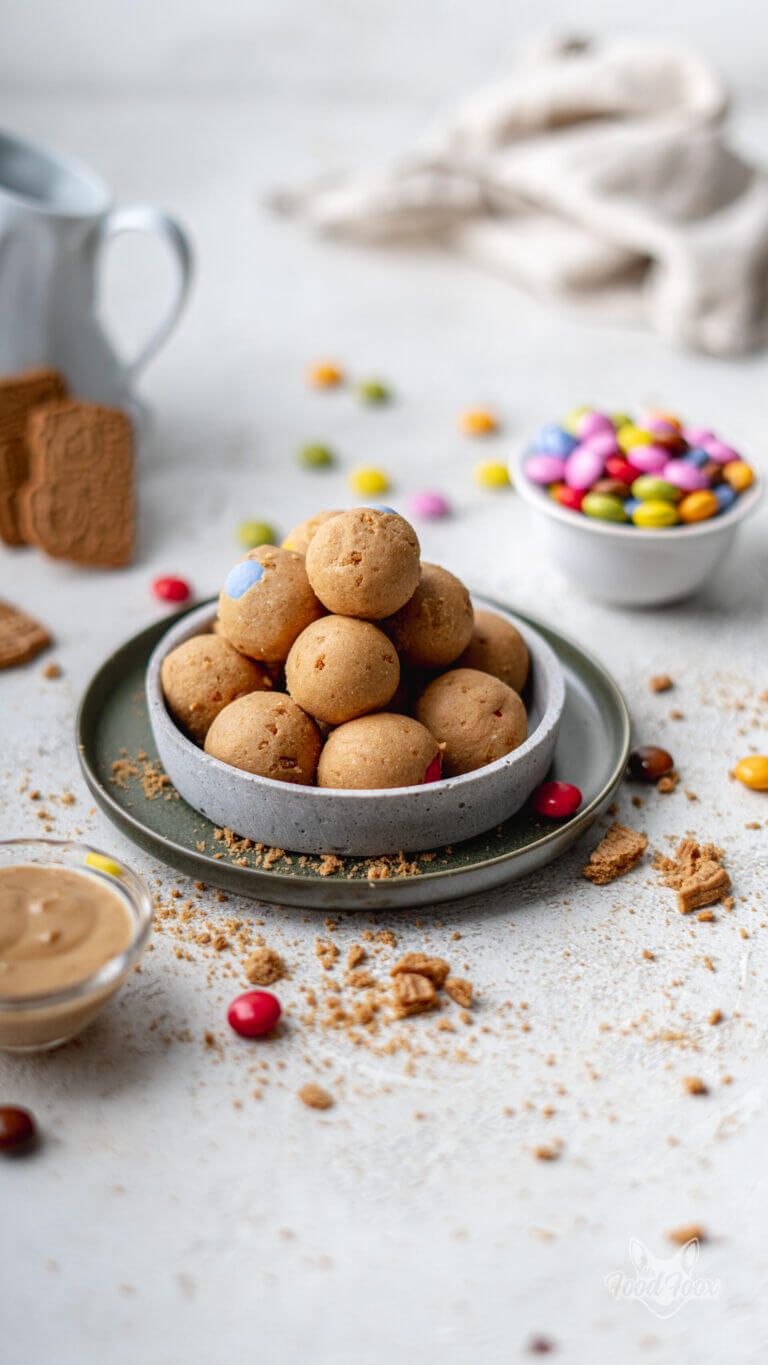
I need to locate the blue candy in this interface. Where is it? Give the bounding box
[714,483,737,511]
[683,447,709,467]
[225,559,265,599]
[534,424,578,458]
[368,505,397,514]
[624,497,641,516]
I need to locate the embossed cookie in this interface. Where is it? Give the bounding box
[19,401,134,567]
[0,599,51,669]
[0,368,67,546]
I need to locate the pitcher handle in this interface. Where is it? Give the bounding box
[98,205,193,380]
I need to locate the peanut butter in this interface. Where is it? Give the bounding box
[0,865,133,998]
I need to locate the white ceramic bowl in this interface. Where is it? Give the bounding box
[513,450,763,607]
[146,597,565,857]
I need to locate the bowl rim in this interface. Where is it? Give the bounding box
[0,838,154,1011]
[146,596,565,800]
[512,447,764,541]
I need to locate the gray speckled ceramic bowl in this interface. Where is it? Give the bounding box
[146,597,565,856]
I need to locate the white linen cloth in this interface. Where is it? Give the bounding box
[276,35,768,355]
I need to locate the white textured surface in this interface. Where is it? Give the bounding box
[1,14,768,1363]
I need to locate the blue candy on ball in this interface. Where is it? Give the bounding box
[225,559,265,599]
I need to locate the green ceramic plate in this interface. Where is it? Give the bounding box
[76,600,630,909]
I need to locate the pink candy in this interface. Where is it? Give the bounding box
[577,411,614,441]
[626,444,669,474]
[640,416,678,442]
[408,490,450,519]
[583,430,620,459]
[564,446,605,490]
[682,424,714,447]
[662,459,709,492]
[524,454,566,485]
[702,437,739,465]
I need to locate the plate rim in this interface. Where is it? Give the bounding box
[76,597,631,892]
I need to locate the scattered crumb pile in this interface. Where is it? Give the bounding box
[582,823,648,885]
[110,749,173,801]
[654,839,731,915]
[244,946,285,986]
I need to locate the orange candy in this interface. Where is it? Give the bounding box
[307,361,344,388]
[679,490,719,523]
[459,408,498,436]
[722,460,754,492]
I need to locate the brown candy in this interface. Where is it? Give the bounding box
[627,745,674,781]
[592,478,631,498]
[0,1106,37,1151]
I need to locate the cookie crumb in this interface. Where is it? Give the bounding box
[667,1224,706,1246]
[649,674,673,693]
[708,1009,722,1025]
[42,662,61,679]
[581,823,648,885]
[391,971,437,1018]
[445,977,473,1009]
[244,947,285,986]
[534,1145,560,1162]
[683,1076,708,1096]
[390,952,449,987]
[298,1084,334,1110]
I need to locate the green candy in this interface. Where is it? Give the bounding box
[298,443,335,469]
[582,492,628,523]
[611,412,633,430]
[237,520,276,549]
[631,476,680,502]
[356,379,391,404]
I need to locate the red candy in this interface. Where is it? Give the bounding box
[605,456,641,483]
[227,990,281,1037]
[423,754,442,784]
[152,575,191,604]
[0,1106,36,1151]
[551,483,584,512]
[532,781,582,818]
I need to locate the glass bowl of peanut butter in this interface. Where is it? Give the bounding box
[0,839,153,1052]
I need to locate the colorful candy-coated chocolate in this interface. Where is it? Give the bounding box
[298,444,335,468]
[227,990,282,1037]
[563,405,592,435]
[349,466,390,495]
[682,424,713,447]
[85,852,124,878]
[702,438,739,464]
[611,412,632,430]
[565,447,605,490]
[722,460,753,492]
[577,411,614,440]
[679,490,719,523]
[626,444,670,474]
[682,446,709,467]
[357,379,390,404]
[632,500,679,528]
[733,755,768,790]
[460,408,498,435]
[551,483,584,511]
[617,424,653,453]
[532,781,582,818]
[308,360,344,388]
[592,477,631,498]
[583,429,620,459]
[714,483,737,511]
[533,424,578,457]
[0,1107,36,1151]
[581,492,628,522]
[524,454,567,485]
[423,754,442,784]
[474,460,511,488]
[152,575,191,603]
[662,459,709,492]
[408,490,450,519]
[624,497,641,516]
[631,476,680,502]
[700,460,724,485]
[238,520,276,548]
[605,456,641,483]
[627,746,674,781]
[640,415,680,441]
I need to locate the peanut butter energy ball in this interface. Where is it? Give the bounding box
[458,609,530,694]
[417,668,527,776]
[286,615,400,725]
[161,634,272,745]
[317,714,441,789]
[281,509,343,556]
[204,692,321,784]
[217,545,324,663]
[305,507,420,619]
[383,563,473,669]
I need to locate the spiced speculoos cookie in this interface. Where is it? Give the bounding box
[0,367,67,546]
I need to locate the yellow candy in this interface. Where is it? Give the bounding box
[632,499,679,528]
[85,852,124,878]
[474,459,510,488]
[563,405,593,435]
[617,424,653,453]
[679,490,718,523]
[348,466,390,495]
[307,360,344,388]
[459,408,498,436]
[723,460,754,492]
[734,756,768,790]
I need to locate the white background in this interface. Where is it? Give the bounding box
[1,5,767,1363]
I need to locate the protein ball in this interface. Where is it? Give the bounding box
[416,668,527,776]
[457,609,529,694]
[285,615,400,725]
[217,545,324,663]
[383,563,473,669]
[281,509,343,556]
[317,714,440,790]
[204,692,321,784]
[305,507,420,619]
[161,634,272,745]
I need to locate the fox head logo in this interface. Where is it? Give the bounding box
[606,1237,719,1319]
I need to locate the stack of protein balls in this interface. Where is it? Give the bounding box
[161,508,530,789]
